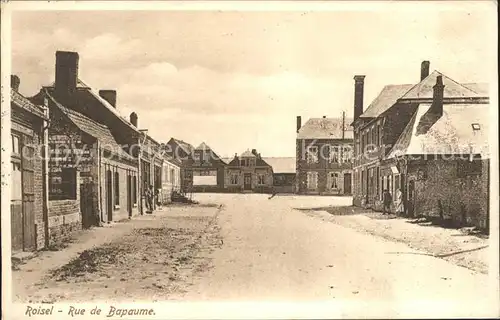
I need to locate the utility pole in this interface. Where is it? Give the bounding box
[342,111,345,140]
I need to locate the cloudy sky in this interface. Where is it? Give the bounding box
[10,3,495,157]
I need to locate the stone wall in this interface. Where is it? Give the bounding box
[409,158,489,230]
[48,200,81,246]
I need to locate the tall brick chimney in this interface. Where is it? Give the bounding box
[11,75,20,91]
[130,112,138,127]
[421,60,430,81]
[353,75,366,121]
[431,75,444,117]
[99,90,117,108]
[55,51,79,96]
[296,116,301,133]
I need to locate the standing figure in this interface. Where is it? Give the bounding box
[382,189,392,215]
[146,184,154,213]
[395,188,403,216]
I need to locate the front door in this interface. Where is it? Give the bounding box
[407,179,415,217]
[244,173,252,190]
[343,173,352,195]
[80,182,95,228]
[106,170,113,222]
[127,174,132,217]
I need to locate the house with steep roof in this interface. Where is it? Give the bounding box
[352,60,490,230]
[384,76,490,230]
[10,75,49,252]
[165,137,196,191]
[31,51,144,222]
[296,114,354,195]
[180,142,227,192]
[225,149,273,193]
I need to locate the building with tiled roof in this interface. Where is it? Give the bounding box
[351,61,490,231]
[31,51,146,224]
[296,114,354,195]
[10,75,48,252]
[225,149,274,193]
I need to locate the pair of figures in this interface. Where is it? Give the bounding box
[383,188,403,215]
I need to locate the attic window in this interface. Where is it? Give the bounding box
[471,123,481,131]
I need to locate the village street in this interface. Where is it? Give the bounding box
[12,194,495,317]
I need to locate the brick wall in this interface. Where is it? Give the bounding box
[100,158,139,222]
[296,138,353,195]
[48,200,81,246]
[409,158,488,229]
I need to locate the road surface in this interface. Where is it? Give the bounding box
[179,193,496,318]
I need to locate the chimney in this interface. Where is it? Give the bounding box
[296,116,302,133]
[431,75,444,116]
[55,51,79,96]
[353,75,365,121]
[11,75,20,91]
[130,112,138,127]
[99,90,117,108]
[251,149,257,156]
[421,60,430,81]
[323,115,326,118]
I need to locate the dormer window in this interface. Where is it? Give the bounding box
[471,123,481,131]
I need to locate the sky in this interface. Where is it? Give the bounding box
[10,3,496,157]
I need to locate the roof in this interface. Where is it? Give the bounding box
[196,142,211,151]
[399,70,480,100]
[46,92,136,162]
[171,138,195,155]
[297,118,354,140]
[360,84,414,118]
[45,78,139,134]
[387,103,490,159]
[11,89,47,119]
[263,157,296,173]
[240,149,257,158]
[463,83,489,97]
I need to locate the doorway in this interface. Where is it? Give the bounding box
[106,170,113,222]
[127,174,132,218]
[244,173,252,191]
[343,173,352,195]
[407,179,415,217]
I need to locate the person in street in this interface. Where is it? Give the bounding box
[146,185,154,213]
[382,189,392,215]
[395,188,403,216]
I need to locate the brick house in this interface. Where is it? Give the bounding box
[225,149,274,193]
[184,142,227,192]
[296,115,354,195]
[159,156,181,204]
[10,75,49,252]
[32,51,141,224]
[352,61,490,230]
[385,75,489,230]
[165,137,195,192]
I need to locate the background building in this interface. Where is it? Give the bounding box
[296,115,354,195]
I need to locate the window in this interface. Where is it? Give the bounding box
[329,146,339,163]
[170,168,175,183]
[12,134,20,155]
[230,173,239,185]
[342,146,352,163]
[378,124,383,147]
[49,167,77,200]
[306,172,318,189]
[132,176,137,205]
[240,159,247,167]
[306,146,319,164]
[11,162,22,201]
[193,152,201,161]
[329,172,339,189]
[258,174,265,185]
[114,171,120,206]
